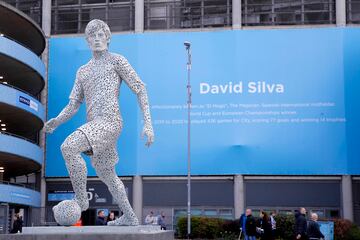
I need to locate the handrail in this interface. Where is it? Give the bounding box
[0,180,37,190]
[0,81,39,100]
[0,131,38,145]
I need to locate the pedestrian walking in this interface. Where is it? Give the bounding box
[294,208,308,240]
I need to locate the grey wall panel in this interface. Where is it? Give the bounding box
[46,180,133,207]
[143,180,234,207]
[245,180,341,207]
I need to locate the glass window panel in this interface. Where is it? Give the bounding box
[252,209,260,217]
[56,0,79,5]
[53,9,79,34]
[89,7,106,20]
[327,209,340,218]
[219,209,233,215]
[279,210,294,216]
[80,8,91,32]
[108,5,134,31]
[145,0,231,30]
[243,0,335,26]
[174,209,187,217]
[81,0,106,4]
[218,209,233,220]
[204,209,218,216]
[52,1,135,33]
[191,209,202,216]
[347,0,360,23]
[3,0,42,25]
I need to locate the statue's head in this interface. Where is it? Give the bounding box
[85,19,111,52]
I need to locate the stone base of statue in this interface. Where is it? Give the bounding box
[0,225,174,240]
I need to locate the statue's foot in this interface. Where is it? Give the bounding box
[53,200,81,226]
[107,214,139,226]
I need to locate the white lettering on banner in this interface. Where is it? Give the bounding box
[200,81,284,94]
[11,192,30,199]
[200,82,243,94]
[87,191,93,201]
[248,82,284,93]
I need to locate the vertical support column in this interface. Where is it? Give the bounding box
[271,0,275,25]
[42,0,52,37]
[336,0,346,27]
[342,175,354,221]
[301,0,305,24]
[234,175,245,219]
[201,0,204,28]
[232,0,241,29]
[132,175,143,223]
[40,0,52,225]
[135,0,144,32]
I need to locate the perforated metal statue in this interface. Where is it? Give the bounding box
[44,19,154,226]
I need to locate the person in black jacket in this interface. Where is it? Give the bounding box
[259,211,273,240]
[10,214,23,233]
[95,210,106,225]
[307,213,324,240]
[294,208,308,240]
[245,209,257,240]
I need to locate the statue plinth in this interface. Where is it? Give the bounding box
[0,225,174,240]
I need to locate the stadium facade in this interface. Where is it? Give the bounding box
[0,0,359,232]
[0,0,45,233]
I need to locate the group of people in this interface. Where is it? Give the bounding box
[144,211,167,230]
[93,209,168,228]
[294,207,324,240]
[239,207,324,240]
[95,210,116,225]
[239,209,276,240]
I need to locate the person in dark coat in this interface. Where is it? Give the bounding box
[95,210,106,225]
[106,211,115,224]
[259,211,273,240]
[239,212,247,237]
[307,213,324,240]
[245,209,257,240]
[294,208,308,240]
[157,212,166,230]
[10,214,23,233]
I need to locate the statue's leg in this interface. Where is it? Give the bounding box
[60,130,91,211]
[93,148,139,226]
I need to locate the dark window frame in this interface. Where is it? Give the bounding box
[51,0,135,34]
[242,0,336,26]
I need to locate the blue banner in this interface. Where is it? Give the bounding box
[0,184,40,207]
[46,27,360,177]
